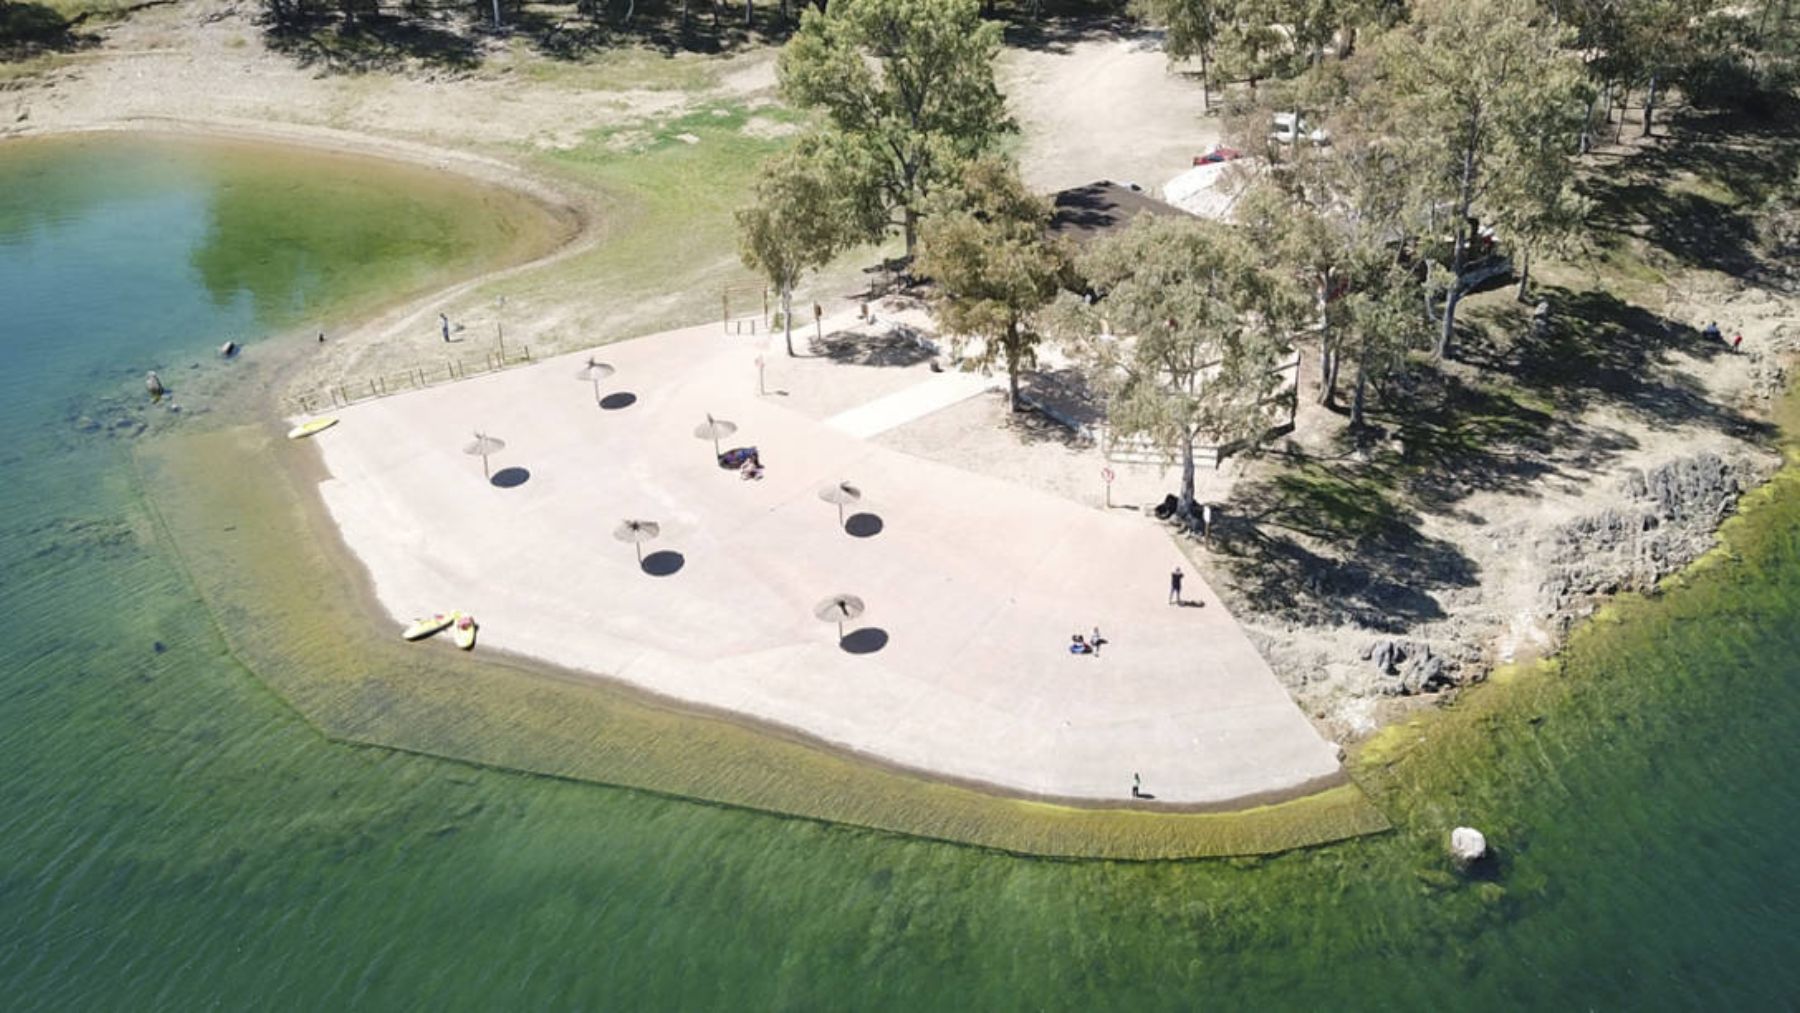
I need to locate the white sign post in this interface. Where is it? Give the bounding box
[1101,466,1115,509]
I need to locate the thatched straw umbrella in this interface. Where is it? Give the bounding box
[814,593,865,642]
[612,519,661,564]
[463,432,506,479]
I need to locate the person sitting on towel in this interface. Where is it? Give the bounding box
[1069,634,1092,655]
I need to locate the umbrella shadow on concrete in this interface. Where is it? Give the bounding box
[844,512,884,538]
[490,466,531,488]
[840,628,889,654]
[640,550,685,577]
[600,392,638,411]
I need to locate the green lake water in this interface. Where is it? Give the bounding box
[2,134,1798,1009]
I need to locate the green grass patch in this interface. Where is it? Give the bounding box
[489,101,835,346]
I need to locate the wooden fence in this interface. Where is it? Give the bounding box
[288,345,534,416]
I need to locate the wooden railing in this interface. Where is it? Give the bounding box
[288,345,534,416]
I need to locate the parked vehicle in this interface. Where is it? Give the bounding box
[1270,112,1330,146]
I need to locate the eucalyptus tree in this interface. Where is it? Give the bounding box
[1234,68,1429,411]
[1371,0,1586,360]
[1063,217,1299,521]
[736,148,863,357]
[915,160,1071,412]
[777,0,1013,259]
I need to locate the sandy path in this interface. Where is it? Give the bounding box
[1002,29,1218,193]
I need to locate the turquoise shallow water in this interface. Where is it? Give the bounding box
[2,135,1799,1009]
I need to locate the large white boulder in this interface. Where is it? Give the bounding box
[1450,826,1489,868]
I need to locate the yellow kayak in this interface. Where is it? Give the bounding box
[287,417,339,440]
[452,614,478,651]
[402,613,454,641]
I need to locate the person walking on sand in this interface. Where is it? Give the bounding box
[440,313,451,343]
[1169,567,1184,605]
[1733,333,1744,353]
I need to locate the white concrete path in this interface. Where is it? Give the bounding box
[823,369,1002,439]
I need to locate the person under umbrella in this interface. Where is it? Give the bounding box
[464,431,506,479]
[613,518,660,565]
[814,593,865,643]
[575,358,615,406]
[818,481,862,530]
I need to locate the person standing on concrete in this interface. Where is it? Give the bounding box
[1131,772,1142,798]
[1169,567,1184,605]
[440,313,451,343]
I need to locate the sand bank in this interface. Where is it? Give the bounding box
[302,320,1346,806]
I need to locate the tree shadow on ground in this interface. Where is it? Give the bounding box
[1,1,99,59]
[1213,456,1478,631]
[1577,97,1800,284]
[809,325,935,367]
[1016,366,1104,444]
[997,8,1133,54]
[1344,366,1570,514]
[512,4,782,60]
[1456,287,1773,445]
[263,9,482,73]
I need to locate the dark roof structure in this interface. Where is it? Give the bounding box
[1047,181,1195,245]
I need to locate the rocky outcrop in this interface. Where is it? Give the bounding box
[1362,638,1458,696]
[1535,452,1770,625]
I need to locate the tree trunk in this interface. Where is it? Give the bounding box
[491,0,500,27]
[782,284,795,357]
[902,206,919,260]
[1579,87,1597,154]
[1437,142,1479,360]
[744,0,752,27]
[1350,345,1369,429]
[1315,278,1336,406]
[1514,246,1532,303]
[1179,432,1197,521]
[1005,320,1023,411]
[1199,49,1212,112]
[1615,89,1628,143]
[1641,74,1658,137]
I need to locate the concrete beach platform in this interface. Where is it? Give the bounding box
[306,322,1344,805]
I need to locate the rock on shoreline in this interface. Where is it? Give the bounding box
[1534,451,1770,629]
